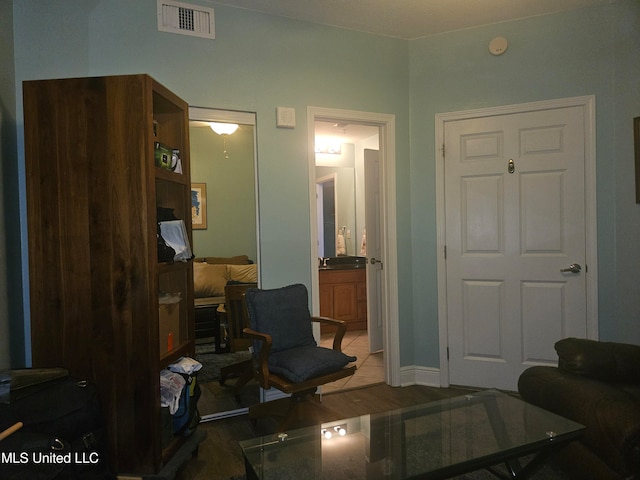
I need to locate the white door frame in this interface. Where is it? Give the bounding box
[435,96,598,387]
[307,106,400,386]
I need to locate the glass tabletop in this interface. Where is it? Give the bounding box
[239,389,584,480]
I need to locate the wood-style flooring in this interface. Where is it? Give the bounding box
[175,383,475,480]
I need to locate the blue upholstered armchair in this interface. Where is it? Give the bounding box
[243,283,357,431]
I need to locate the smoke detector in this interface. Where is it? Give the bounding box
[157,0,215,39]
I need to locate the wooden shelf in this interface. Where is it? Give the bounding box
[25,74,196,476]
[156,166,190,184]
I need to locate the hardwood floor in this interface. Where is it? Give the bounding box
[175,384,475,480]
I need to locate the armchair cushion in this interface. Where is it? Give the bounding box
[555,337,640,383]
[245,284,316,354]
[268,346,357,383]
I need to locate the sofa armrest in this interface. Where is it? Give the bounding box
[555,338,640,384]
[519,366,640,476]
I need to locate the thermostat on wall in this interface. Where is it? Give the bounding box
[489,36,508,56]
[276,106,296,128]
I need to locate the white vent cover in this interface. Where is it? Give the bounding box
[157,0,215,39]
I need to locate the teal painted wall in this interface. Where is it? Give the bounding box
[409,0,640,367]
[0,0,19,369]
[8,0,410,366]
[3,0,638,371]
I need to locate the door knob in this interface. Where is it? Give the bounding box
[560,263,581,274]
[370,257,383,267]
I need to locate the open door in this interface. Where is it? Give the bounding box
[364,149,383,352]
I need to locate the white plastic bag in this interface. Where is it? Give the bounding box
[160,369,186,414]
[159,220,193,262]
[168,356,202,375]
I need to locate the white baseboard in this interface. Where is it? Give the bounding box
[399,365,442,387]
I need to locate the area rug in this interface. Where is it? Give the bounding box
[195,344,252,383]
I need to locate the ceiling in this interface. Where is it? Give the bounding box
[213,0,613,40]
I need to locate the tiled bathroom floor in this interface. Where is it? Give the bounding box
[320,329,384,394]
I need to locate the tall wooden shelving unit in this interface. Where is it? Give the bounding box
[24,74,198,476]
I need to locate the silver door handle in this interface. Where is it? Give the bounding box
[560,263,581,274]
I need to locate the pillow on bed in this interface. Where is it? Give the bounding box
[193,262,229,297]
[228,264,257,283]
[203,255,249,265]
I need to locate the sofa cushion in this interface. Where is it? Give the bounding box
[228,264,257,283]
[193,262,229,297]
[519,365,640,476]
[268,346,356,383]
[555,337,640,383]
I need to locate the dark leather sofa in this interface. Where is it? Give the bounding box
[518,338,640,480]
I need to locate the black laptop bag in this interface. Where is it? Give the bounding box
[0,376,114,480]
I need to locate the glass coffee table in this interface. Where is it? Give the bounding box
[240,389,583,479]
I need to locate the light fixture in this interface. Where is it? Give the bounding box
[209,122,239,135]
[209,122,239,159]
[321,424,347,439]
[314,139,342,155]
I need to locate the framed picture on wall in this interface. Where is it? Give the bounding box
[191,183,207,229]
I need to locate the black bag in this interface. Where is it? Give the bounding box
[0,377,114,480]
[0,431,72,480]
[172,374,201,437]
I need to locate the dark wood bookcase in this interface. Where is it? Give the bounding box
[24,74,196,475]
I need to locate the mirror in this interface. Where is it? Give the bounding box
[315,121,377,258]
[189,107,260,421]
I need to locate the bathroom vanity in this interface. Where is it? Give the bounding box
[319,257,367,333]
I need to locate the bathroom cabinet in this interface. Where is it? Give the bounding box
[319,268,367,332]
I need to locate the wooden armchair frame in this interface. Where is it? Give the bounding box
[243,316,355,393]
[243,315,356,431]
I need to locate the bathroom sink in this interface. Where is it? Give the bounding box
[319,256,367,269]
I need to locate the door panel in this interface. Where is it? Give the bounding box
[445,106,588,390]
[365,149,384,353]
[463,280,503,360]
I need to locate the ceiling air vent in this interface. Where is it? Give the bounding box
[157,0,215,39]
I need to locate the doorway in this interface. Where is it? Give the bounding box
[307,107,400,388]
[436,96,598,391]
